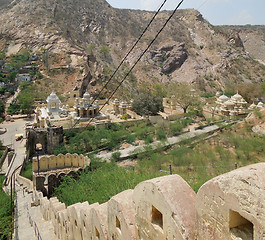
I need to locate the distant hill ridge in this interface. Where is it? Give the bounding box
[0,0,264,96]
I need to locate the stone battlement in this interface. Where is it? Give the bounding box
[38,163,265,239]
[32,153,90,173]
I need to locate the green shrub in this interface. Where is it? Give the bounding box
[111,152,121,162]
[144,135,153,144]
[121,114,128,120]
[157,130,166,140]
[253,109,263,119]
[0,176,12,240]
[54,144,68,155]
[21,161,32,180]
[126,134,136,144]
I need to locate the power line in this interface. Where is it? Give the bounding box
[98,0,185,113]
[197,0,210,11]
[90,0,168,106]
[75,0,185,128]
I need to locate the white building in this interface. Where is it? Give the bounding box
[46,92,61,113]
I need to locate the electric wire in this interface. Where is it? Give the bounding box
[74,0,185,127]
[98,0,185,113]
[90,0,168,106]
[197,0,210,11]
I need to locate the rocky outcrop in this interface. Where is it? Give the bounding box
[245,108,265,135]
[151,42,188,74]
[162,43,188,74]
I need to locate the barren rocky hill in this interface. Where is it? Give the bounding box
[0,0,264,99]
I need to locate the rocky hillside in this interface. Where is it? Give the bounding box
[0,0,264,99]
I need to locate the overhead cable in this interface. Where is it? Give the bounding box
[90,0,168,105]
[98,0,185,113]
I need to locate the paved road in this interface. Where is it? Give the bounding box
[96,124,222,161]
[0,118,30,184]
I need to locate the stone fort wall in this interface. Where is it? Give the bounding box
[32,153,90,173]
[37,163,265,240]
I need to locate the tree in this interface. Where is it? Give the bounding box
[0,100,5,116]
[8,70,18,81]
[131,92,164,116]
[238,83,264,103]
[17,91,34,116]
[152,83,166,98]
[168,83,200,114]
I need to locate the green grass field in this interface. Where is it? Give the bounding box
[54,123,265,206]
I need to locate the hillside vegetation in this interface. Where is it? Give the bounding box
[0,0,264,98]
[54,121,265,206]
[0,176,12,240]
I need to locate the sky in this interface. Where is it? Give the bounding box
[106,0,265,25]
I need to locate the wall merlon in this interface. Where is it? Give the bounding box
[37,163,265,240]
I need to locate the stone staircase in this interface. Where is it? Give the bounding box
[15,184,57,240]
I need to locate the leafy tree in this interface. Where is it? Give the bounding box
[99,45,110,57]
[7,102,20,115]
[152,83,166,98]
[237,83,264,103]
[167,83,200,114]
[0,51,6,60]
[0,100,5,116]
[8,70,18,81]
[18,92,34,116]
[261,82,265,95]
[88,45,95,55]
[19,81,32,90]
[131,92,164,116]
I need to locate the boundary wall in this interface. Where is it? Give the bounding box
[35,163,265,240]
[32,153,90,173]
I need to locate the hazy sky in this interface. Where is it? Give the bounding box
[106,0,265,25]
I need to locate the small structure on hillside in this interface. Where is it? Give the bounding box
[74,91,100,118]
[215,92,248,117]
[17,73,31,82]
[47,92,61,113]
[111,99,130,118]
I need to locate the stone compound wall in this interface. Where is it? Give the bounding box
[37,163,265,240]
[32,153,90,173]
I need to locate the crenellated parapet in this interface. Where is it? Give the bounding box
[196,163,265,240]
[37,163,265,240]
[32,153,90,173]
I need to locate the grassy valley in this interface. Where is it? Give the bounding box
[53,120,265,206]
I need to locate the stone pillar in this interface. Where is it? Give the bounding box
[108,190,136,240]
[91,109,95,117]
[113,99,120,115]
[119,102,127,116]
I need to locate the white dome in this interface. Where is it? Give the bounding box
[218,95,229,102]
[257,102,264,108]
[120,102,127,108]
[224,100,235,106]
[83,91,90,100]
[113,98,120,104]
[215,91,221,97]
[232,92,244,101]
[47,92,60,102]
[249,103,256,109]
